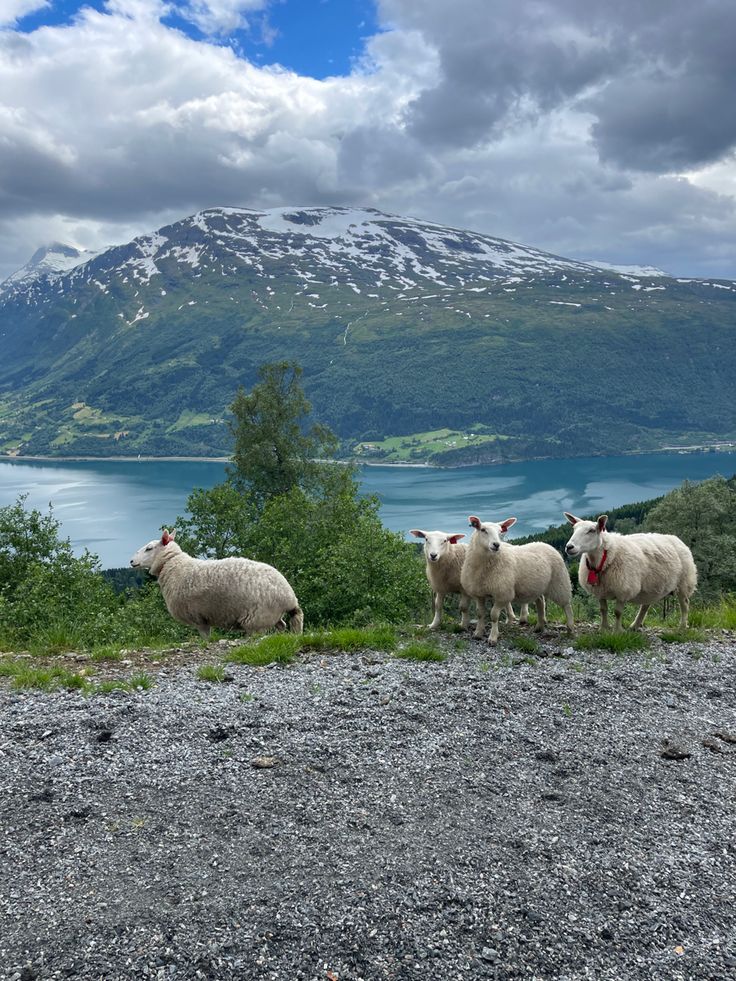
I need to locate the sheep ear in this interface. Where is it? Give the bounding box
[469,515,481,529]
[447,533,465,544]
[169,528,177,540]
[597,515,608,532]
[500,517,517,534]
[409,529,426,539]
[564,512,578,525]
[161,529,170,545]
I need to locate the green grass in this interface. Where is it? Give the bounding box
[659,628,707,645]
[511,634,540,654]
[574,631,649,652]
[0,660,90,691]
[197,664,228,683]
[688,596,736,630]
[394,641,446,662]
[90,646,124,662]
[28,623,84,655]
[353,426,510,463]
[0,657,154,693]
[226,626,398,667]
[227,633,302,666]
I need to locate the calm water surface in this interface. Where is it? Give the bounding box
[0,451,733,569]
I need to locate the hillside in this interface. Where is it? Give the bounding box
[1,206,735,460]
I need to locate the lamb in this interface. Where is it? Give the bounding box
[130,529,303,638]
[410,529,527,630]
[563,513,697,631]
[460,515,574,645]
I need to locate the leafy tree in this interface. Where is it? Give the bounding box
[176,362,427,627]
[645,475,736,599]
[229,361,339,508]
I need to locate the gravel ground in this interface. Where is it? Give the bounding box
[1,629,735,981]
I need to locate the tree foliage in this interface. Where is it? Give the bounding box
[229,361,339,508]
[645,475,736,599]
[175,361,427,627]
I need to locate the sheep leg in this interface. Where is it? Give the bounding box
[473,597,487,639]
[518,603,529,625]
[429,591,445,630]
[563,602,575,635]
[459,594,471,630]
[505,602,517,624]
[677,592,690,630]
[197,624,211,640]
[488,602,504,646]
[534,596,546,633]
[599,600,609,631]
[613,600,626,632]
[630,605,650,630]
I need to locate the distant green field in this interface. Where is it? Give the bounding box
[354,427,510,463]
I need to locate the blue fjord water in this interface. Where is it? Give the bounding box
[0,451,733,569]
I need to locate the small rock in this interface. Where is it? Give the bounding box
[207,725,234,743]
[713,729,736,744]
[702,737,727,754]
[660,739,691,761]
[522,908,543,924]
[535,749,558,763]
[480,948,499,962]
[251,756,280,769]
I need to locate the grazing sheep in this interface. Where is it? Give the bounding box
[130,529,303,638]
[410,529,527,630]
[563,513,697,631]
[461,516,574,645]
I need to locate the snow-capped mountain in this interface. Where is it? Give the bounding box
[4,241,98,289]
[1,206,734,460]
[5,206,718,307]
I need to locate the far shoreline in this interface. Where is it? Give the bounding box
[1,441,734,470]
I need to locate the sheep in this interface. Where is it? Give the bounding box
[563,513,697,631]
[410,529,527,630]
[130,529,303,638]
[460,515,574,645]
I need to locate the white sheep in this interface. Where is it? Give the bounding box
[130,529,303,638]
[563,513,697,631]
[460,515,574,645]
[410,529,527,630]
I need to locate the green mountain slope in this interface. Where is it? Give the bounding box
[0,207,734,460]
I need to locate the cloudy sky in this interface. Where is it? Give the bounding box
[1,0,735,280]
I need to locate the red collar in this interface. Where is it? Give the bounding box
[585,550,607,585]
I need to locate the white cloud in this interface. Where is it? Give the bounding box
[180,0,271,36]
[0,0,49,26]
[0,0,735,280]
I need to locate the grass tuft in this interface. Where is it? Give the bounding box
[574,631,649,652]
[511,634,540,654]
[395,641,446,662]
[227,633,302,666]
[226,625,398,667]
[659,628,707,644]
[197,664,227,683]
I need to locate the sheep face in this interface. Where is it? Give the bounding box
[467,515,516,553]
[410,529,464,563]
[130,528,177,570]
[564,513,607,557]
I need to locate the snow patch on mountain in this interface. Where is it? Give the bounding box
[4,242,98,287]
[587,260,669,278]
